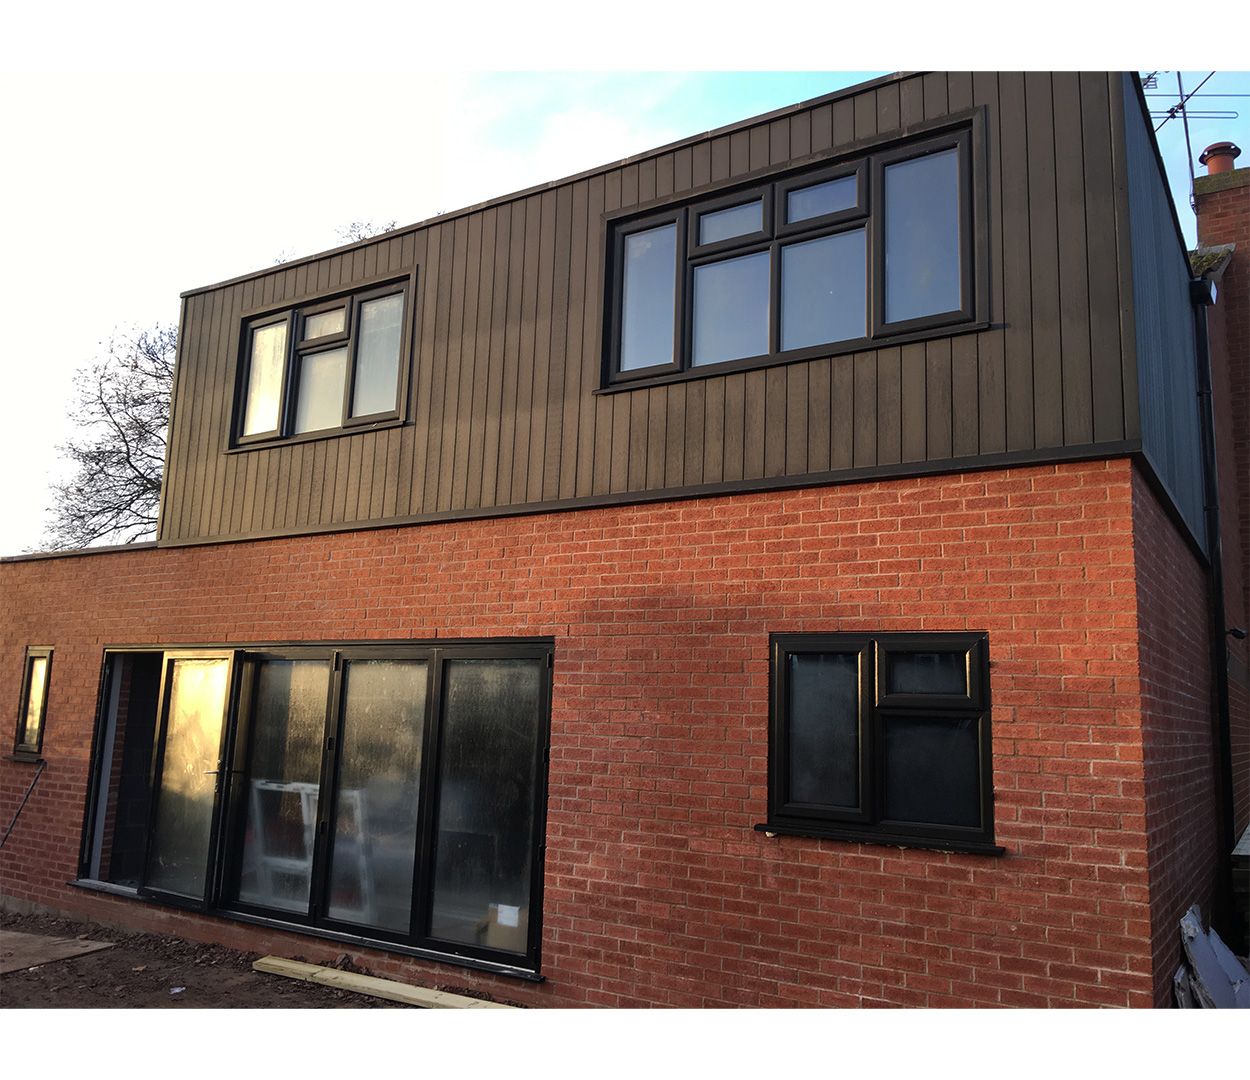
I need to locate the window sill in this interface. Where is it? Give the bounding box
[67,878,545,983]
[598,319,991,395]
[754,822,1005,857]
[227,416,407,454]
[6,751,44,764]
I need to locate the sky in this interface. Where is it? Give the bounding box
[1,4,1247,557]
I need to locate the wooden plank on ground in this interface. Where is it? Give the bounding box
[252,955,513,1009]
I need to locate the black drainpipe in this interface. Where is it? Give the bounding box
[1190,276,1236,937]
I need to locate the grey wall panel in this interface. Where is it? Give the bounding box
[1121,74,1206,549]
[159,71,1141,546]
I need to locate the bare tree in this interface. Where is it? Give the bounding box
[336,220,398,243]
[40,325,176,550]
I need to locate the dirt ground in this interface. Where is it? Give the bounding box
[0,910,411,1008]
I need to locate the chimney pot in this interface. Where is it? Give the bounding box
[1199,141,1242,175]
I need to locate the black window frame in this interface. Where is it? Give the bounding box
[13,646,53,758]
[602,115,986,391]
[74,638,553,980]
[760,631,1000,855]
[232,275,415,449]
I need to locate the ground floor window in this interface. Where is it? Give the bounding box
[79,641,552,974]
[759,631,998,854]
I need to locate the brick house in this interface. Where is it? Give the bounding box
[2,71,1246,1008]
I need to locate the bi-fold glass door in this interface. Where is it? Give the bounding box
[140,651,237,906]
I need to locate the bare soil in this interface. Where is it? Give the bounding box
[0,911,412,1008]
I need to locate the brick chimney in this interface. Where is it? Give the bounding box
[1193,142,1250,858]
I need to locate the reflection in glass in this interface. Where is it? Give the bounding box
[787,175,858,223]
[692,251,770,366]
[293,347,347,433]
[888,651,967,696]
[231,660,330,913]
[428,659,542,955]
[326,660,428,932]
[788,652,859,809]
[882,714,980,827]
[620,224,677,371]
[21,656,48,747]
[242,322,288,435]
[883,148,962,323]
[146,658,229,897]
[351,294,404,417]
[780,229,866,351]
[699,199,762,245]
[303,308,346,340]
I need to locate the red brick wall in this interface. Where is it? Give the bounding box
[1131,469,1221,1005]
[0,458,1187,1007]
[1196,169,1250,842]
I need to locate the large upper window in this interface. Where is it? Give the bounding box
[236,280,410,445]
[78,641,552,976]
[760,632,997,854]
[606,128,975,385]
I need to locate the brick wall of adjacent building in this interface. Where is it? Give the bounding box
[0,458,1211,1007]
[1196,165,1250,843]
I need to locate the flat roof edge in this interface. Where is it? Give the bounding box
[180,70,909,299]
[2,540,159,564]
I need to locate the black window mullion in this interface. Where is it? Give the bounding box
[408,647,446,946]
[768,239,782,357]
[307,650,345,926]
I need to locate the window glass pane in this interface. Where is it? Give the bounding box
[326,660,428,933]
[888,651,968,695]
[242,322,288,436]
[21,656,47,747]
[787,175,857,223]
[351,294,404,417]
[619,224,677,371]
[303,308,346,340]
[699,199,762,245]
[293,347,347,433]
[146,658,230,897]
[780,229,866,351]
[787,652,859,809]
[882,714,981,828]
[883,148,962,323]
[692,251,770,366]
[230,659,330,913]
[429,658,542,955]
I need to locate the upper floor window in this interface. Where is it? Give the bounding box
[13,646,52,757]
[236,280,410,445]
[605,128,976,386]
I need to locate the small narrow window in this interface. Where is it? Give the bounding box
[619,222,678,373]
[14,647,52,756]
[763,632,996,853]
[786,174,858,224]
[882,147,963,324]
[241,321,289,436]
[303,308,347,341]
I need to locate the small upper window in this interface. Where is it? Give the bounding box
[236,281,410,445]
[14,647,52,757]
[761,632,996,853]
[605,128,975,385]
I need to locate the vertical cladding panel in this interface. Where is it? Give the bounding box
[431,218,468,513]
[1052,73,1094,447]
[526,190,558,504]
[479,206,511,511]
[509,196,543,505]
[578,175,606,500]
[646,386,666,491]
[166,292,202,542]
[901,343,926,463]
[557,183,587,502]
[999,73,1036,452]
[764,367,787,478]
[1081,72,1127,444]
[972,71,1007,455]
[395,231,427,520]
[199,285,232,539]
[701,377,724,487]
[1024,72,1064,449]
[465,206,497,511]
[451,213,485,511]
[1121,75,1205,548]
